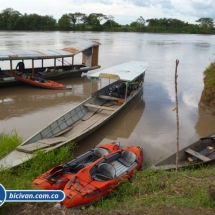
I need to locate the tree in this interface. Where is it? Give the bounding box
[86,13,100,29]
[196,17,214,28]
[107,15,114,28]
[93,13,107,24]
[136,16,145,31]
[1,8,22,30]
[69,12,86,25]
[58,14,71,30]
[146,18,160,27]
[103,19,121,28]
[27,14,42,30]
[196,18,214,34]
[40,15,56,30]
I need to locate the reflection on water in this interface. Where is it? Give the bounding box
[0,77,90,120]
[0,76,98,138]
[1,32,215,164]
[195,108,215,137]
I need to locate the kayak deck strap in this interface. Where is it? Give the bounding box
[185,148,211,161]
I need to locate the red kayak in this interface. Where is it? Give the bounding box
[32,142,120,190]
[56,146,143,209]
[13,73,72,90]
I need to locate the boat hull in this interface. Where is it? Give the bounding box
[0,65,100,88]
[150,132,215,170]
[58,146,143,209]
[32,142,120,190]
[12,73,72,90]
[0,89,143,170]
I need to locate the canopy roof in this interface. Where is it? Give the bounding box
[89,61,148,82]
[0,41,100,60]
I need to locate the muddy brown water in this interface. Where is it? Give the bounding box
[1,31,215,164]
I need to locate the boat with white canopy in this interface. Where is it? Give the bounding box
[0,61,148,170]
[0,41,100,87]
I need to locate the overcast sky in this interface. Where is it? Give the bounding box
[1,0,215,25]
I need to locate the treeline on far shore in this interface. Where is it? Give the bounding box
[1,8,215,34]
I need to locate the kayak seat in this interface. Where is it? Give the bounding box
[95,163,116,181]
[118,150,136,167]
[94,148,109,158]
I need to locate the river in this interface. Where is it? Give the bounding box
[1,31,215,164]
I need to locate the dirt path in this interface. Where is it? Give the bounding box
[2,203,215,215]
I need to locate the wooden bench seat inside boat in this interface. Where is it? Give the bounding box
[16,137,67,153]
[54,126,74,137]
[84,103,116,111]
[98,95,125,102]
[185,148,211,162]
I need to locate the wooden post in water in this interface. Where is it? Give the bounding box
[175,59,179,172]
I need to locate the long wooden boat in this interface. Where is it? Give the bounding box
[0,61,148,170]
[0,41,100,88]
[55,145,143,209]
[32,142,120,190]
[150,132,215,170]
[12,73,72,90]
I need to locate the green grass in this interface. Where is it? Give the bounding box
[0,131,22,158]
[88,166,215,213]
[0,132,75,213]
[203,62,215,90]
[1,133,215,214]
[0,146,74,190]
[199,62,215,110]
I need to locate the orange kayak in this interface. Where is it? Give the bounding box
[13,73,72,90]
[56,146,143,209]
[32,142,120,190]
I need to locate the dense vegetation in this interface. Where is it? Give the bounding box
[199,62,215,114]
[1,133,215,215]
[0,8,215,34]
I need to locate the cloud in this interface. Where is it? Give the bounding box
[128,0,173,8]
[127,0,215,22]
[0,0,215,25]
[170,0,215,20]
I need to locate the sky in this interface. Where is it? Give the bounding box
[0,0,215,25]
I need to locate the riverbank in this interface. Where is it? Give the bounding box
[1,133,215,215]
[1,168,215,215]
[199,62,215,114]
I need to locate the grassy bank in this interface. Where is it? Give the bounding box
[1,133,215,215]
[0,131,22,158]
[199,62,215,114]
[0,132,74,214]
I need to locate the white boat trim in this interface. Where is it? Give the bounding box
[89,61,148,82]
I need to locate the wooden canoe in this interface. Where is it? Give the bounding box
[150,132,215,170]
[0,61,148,170]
